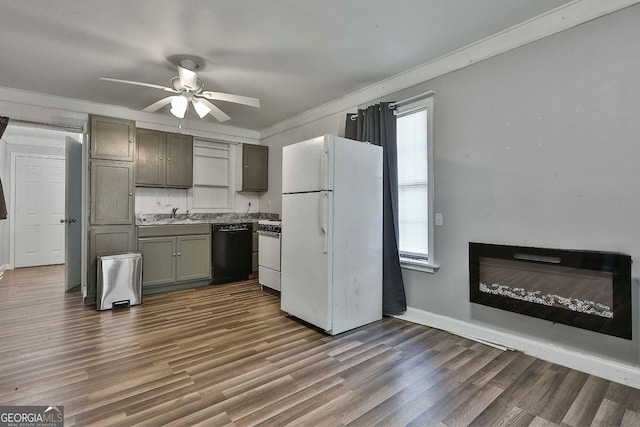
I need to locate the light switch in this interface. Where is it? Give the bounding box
[435,213,444,226]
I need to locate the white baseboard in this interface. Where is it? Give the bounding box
[395,306,640,389]
[0,264,6,281]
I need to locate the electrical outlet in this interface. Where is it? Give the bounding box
[435,213,444,226]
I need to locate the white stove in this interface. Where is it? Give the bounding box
[258,220,282,291]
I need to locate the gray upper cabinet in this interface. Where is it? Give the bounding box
[90,160,134,225]
[135,129,193,188]
[90,115,135,161]
[166,133,193,188]
[135,128,165,187]
[240,143,268,192]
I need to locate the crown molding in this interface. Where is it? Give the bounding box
[260,0,640,140]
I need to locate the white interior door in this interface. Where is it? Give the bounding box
[14,155,65,267]
[65,137,82,290]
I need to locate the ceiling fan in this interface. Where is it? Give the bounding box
[100,59,260,122]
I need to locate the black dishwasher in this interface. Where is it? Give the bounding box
[211,223,253,284]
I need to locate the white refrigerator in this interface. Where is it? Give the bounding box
[281,134,383,335]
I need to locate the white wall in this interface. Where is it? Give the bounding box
[261,4,640,383]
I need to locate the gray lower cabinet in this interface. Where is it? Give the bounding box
[137,224,210,291]
[86,225,135,304]
[175,235,210,281]
[90,159,134,225]
[137,237,176,286]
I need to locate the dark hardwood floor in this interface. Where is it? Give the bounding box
[1,265,639,426]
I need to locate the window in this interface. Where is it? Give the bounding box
[396,96,436,272]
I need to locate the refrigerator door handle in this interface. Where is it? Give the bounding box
[320,192,329,253]
[320,141,329,190]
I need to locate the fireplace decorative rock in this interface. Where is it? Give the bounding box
[469,242,632,340]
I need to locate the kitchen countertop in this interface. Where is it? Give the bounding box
[136,213,278,226]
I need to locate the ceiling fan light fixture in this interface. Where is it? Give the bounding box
[192,100,211,118]
[170,95,188,118]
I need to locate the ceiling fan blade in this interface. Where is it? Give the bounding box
[178,66,198,90]
[200,91,260,108]
[196,98,231,122]
[142,96,175,113]
[100,77,178,93]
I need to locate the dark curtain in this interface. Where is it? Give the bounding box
[0,116,8,220]
[345,103,406,315]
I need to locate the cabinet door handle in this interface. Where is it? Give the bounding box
[129,192,133,196]
[159,156,163,160]
[172,253,176,257]
[167,157,171,161]
[177,252,181,256]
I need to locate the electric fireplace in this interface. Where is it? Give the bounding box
[469,242,632,339]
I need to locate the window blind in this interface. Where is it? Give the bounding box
[397,108,429,259]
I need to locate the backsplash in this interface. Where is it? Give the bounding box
[135,186,261,217]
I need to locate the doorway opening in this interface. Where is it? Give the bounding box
[2,123,84,291]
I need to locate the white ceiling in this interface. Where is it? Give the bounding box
[0,0,574,131]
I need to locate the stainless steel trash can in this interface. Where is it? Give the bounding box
[97,252,143,310]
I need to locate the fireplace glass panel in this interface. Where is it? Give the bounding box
[479,257,613,318]
[469,243,632,340]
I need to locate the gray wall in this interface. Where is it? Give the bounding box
[406,5,640,364]
[263,4,640,365]
[260,112,348,214]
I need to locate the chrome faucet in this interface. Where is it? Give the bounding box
[171,207,179,218]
